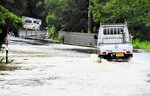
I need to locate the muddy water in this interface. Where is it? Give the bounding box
[0,44,150,96]
[0,65,20,71]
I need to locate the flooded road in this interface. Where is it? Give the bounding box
[0,37,150,96]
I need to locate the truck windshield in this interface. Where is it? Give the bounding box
[33,21,39,24]
[25,20,32,23]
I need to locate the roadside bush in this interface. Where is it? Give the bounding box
[48,25,58,39]
[0,5,22,47]
[133,39,150,49]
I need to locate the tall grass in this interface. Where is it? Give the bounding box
[133,39,150,49]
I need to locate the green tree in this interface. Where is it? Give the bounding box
[1,0,89,32]
[0,5,22,46]
[45,0,69,30]
[46,12,58,39]
[45,0,65,39]
[45,0,89,32]
[0,0,28,16]
[90,0,150,40]
[0,0,46,27]
[62,0,88,32]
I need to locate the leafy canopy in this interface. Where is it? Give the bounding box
[0,5,22,46]
[0,5,22,30]
[90,0,150,25]
[90,0,150,39]
[45,0,88,32]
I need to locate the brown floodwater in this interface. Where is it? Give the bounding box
[0,64,20,71]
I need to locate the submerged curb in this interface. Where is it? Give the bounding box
[25,37,60,44]
[133,49,150,53]
[23,37,150,53]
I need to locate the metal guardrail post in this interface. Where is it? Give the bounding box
[26,29,27,37]
[36,30,38,38]
[31,30,32,36]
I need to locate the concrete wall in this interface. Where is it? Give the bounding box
[58,31,97,47]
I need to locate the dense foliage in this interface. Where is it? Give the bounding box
[45,0,88,39]
[133,39,150,49]
[0,0,150,42]
[0,0,46,27]
[0,5,22,46]
[90,0,150,40]
[45,0,88,32]
[0,0,45,18]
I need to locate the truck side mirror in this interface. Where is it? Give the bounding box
[94,35,98,39]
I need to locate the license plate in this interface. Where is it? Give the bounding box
[116,52,124,57]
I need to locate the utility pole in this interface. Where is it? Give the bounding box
[88,0,92,34]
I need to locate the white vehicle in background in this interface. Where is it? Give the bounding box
[96,22,133,61]
[22,16,42,30]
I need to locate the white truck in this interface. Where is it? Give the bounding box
[22,16,42,30]
[96,23,133,61]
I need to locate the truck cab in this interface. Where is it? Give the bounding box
[97,23,133,61]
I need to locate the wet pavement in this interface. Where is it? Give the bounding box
[0,36,150,96]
